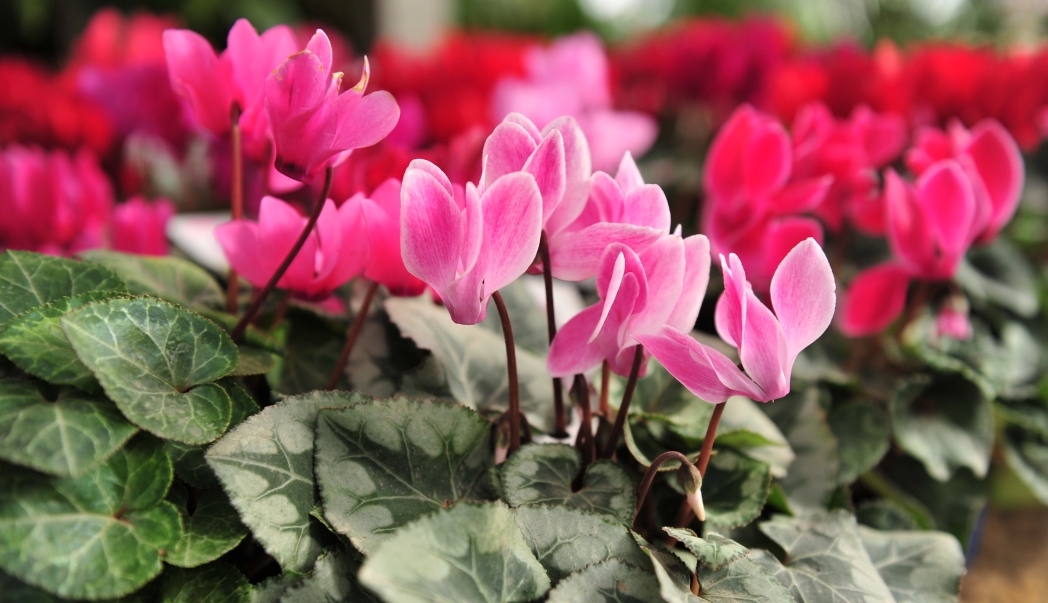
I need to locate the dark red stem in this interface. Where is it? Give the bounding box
[573,374,595,466]
[632,451,695,528]
[226,104,243,314]
[493,291,521,453]
[600,360,610,416]
[673,400,726,530]
[539,231,567,437]
[326,280,380,390]
[601,345,645,460]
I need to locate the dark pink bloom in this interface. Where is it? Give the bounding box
[400,159,543,325]
[266,30,400,182]
[839,263,911,337]
[344,178,427,297]
[638,238,835,403]
[110,196,175,256]
[216,195,368,299]
[548,232,711,377]
[936,296,972,340]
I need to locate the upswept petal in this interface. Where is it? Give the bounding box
[548,223,663,281]
[522,129,566,222]
[585,171,624,224]
[631,234,685,337]
[742,120,792,200]
[840,262,912,337]
[332,88,401,150]
[615,151,645,193]
[966,120,1023,239]
[311,199,344,284]
[163,29,233,134]
[304,29,334,73]
[769,238,836,367]
[256,196,316,288]
[623,185,671,232]
[400,164,462,290]
[595,242,646,304]
[592,252,627,342]
[476,172,543,293]
[705,106,755,201]
[665,234,711,333]
[215,221,270,287]
[637,328,762,403]
[482,121,538,188]
[715,254,748,349]
[738,289,788,400]
[760,217,824,292]
[885,168,935,272]
[917,160,976,263]
[548,284,637,378]
[770,175,833,215]
[321,199,370,292]
[360,179,426,296]
[543,115,592,235]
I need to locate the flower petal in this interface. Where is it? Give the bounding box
[637,327,762,403]
[522,129,566,223]
[917,159,976,262]
[548,223,662,281]
[163,29,233,134]
[967,120,1023,240]
[477,172,543,293]
[666,234,712,333]
[840,262,912,337]
[482,121,538,189]
[623,184,671,232]
[549,304,615,378]
[615,151,645,193]
[400,163,462,291]
[769,238,836,368]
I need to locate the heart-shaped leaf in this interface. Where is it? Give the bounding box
[278,550,379,603]
[0,291,120,391]
[62,296,239,444]
[79,250,224,310]
[358,501,550,603]
[751,510,895,603]
[207,391,370,572]
[0,250,126,326]
[829,401,890,484]
[315,397,492,555]
[0,435,181,600]
[166,482,248,568]
[858,526,964,603]
[762,386,839,512]
[500,443,635,525]
[546,559,661,603]
[702,449,771,529]
[662,528,749,571]
[0,379,137,478]
[512,505,648,585]
[956,239,1039,317]
[159,563,250,603]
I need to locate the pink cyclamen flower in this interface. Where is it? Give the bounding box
[548,151,670,281]
[400,159,543,325]
[638,238,835,403]
[344,178,427,297]
[548,232,711,377]
[266,30,400,182]
[936,296,972,341]
[164,19,298,156]
[216,195,368,299]
[905,118,1024,244]
[703,104,832,292]
[110,196,175,256]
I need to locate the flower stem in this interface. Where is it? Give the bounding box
[539,231,568,437]
[632,451,696,528]
[231,166,333,342]
[573,374,595,466]
[326,280,380,391]
[672,400,727,530]
[600,360,610,416]
[226,104,243,314]
[600,345,645,460]
[492,291,522,454]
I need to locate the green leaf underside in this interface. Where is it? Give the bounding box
[702,449,771,529]
[0,291,121,391]
[546,559,662,603]
[858,526,964,603]
[78,250,224,310]
[278,550,379,603]
[160,563,250,603]
[385,296,555,433]
[62,296,239,444]
[752,510,895,603]
[0,379,137,478]
[500,444,635,525]
[829,402,890,484]
[0,251,127,327]
[207,391,369,572]
[358,501,550,603]
[663,528,749,571]
[315,397,492,555]
[512,505,649,585]
[892,376,993,482]
[166,483,248,568]
[0,436,180,600]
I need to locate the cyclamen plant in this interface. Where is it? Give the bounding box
[7,15,1048,603]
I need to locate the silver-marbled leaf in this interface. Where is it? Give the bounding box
[279,550,379,603]
[858,526,964,603]
[663,528,749,571]
[546,559,662,603]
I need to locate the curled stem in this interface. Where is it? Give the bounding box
[226,104,243,314]
[326,280,380,391]
[231,167,333,342]
[672,400,727,531]
[492,291,522,454]
[632,451,697,528]
[600,345,645,460]
[539,231,567,437]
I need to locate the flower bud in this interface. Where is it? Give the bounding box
[678,462,705,521]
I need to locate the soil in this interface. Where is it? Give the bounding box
[961,508,1048,602]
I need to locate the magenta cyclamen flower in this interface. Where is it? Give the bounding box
[266,30,400,182]
[548,232,711,377]
[110,196,175,256]
[638,238,835,403]
[345,178,427,297]
[400,159,543,324]
[216,195,368,299]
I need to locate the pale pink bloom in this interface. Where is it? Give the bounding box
[490,32,657,171]
[110,196,175,256]
[216,195,368,299]
[906,118,1024,244]
[266,30,400,182]
[164,19,298,157]
[686,490,706,522]
[547,232,711,377]
[638,238,835,403]
[400,159,543,324]
[343,178,426,297]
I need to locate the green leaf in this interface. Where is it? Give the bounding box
[0,250,127,326]
[206,391,369,572]
[62,296,239,444]
[479,279,550,354]
[955,239,1039,317]
[546,559,662,603]
[0,290,120,391]
[763,386,839,512]
[385,296,555,432]
[857,500,920,531]
[512,505,648,585]
[892,375,993,481]
[248,574,301,603]
[500,443,635,525]
[751,510,894,603]
[314,397,492,555]
[858,526,965,603]
[358,501,550,603]
[1002,423,1048,505]
[160,563,250,603]
[883,456,986,544]
[279,550,379,603]
[79,250,224,310]
[165,483,248,568]
[232,346,276,376]
[0,435,181,600]
[272,308,348,395]
[662,528,749,571]
[702,449,771,529]
[829,402,890,484]
[0,379,137,478]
